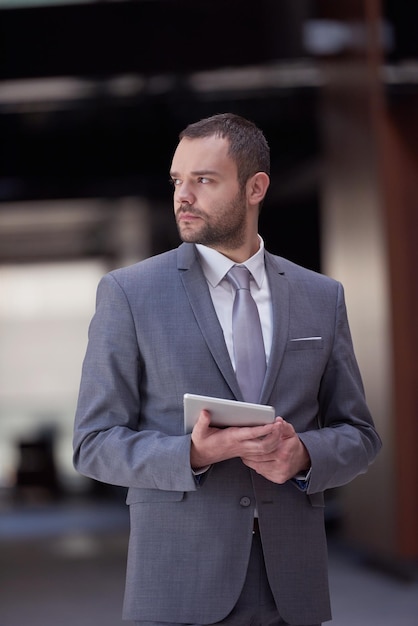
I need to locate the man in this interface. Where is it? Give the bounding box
[73,113,381,626]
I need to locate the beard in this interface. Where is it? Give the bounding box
[176,189,247,251]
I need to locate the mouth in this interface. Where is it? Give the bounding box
[178,214,200,222]
[177,209,203,222]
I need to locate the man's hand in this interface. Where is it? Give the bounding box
[190,410,283,470]
[190,411,310,484]
[241,418,311,484]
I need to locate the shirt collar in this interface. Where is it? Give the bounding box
[196,236,266,288]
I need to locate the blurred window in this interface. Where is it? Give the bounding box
[0,260,106,488]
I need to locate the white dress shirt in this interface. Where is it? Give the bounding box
[196,236,273,369]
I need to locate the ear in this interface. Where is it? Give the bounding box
[246,172,270,207]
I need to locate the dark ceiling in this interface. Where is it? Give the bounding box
[0,0,308,81]
[0,0,415,201]
[0,0,316,203]
[0,1,416,268]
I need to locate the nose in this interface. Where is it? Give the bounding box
[175,180,195,205]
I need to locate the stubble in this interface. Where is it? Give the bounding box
[176,190,247,251]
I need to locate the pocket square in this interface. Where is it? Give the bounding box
[290,336,322,342]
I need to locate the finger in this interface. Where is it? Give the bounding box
[236,420,281,441]
[192,409,212,436]
[279,419,296,438]
[274,416,296,436]
[198,409,211,424]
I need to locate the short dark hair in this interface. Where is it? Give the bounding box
[179,113,270,189]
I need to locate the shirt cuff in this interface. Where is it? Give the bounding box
[292,467,312,491]
[192,465,211,476]
[192,465,211,484]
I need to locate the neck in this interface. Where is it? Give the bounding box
[210,234,260,264]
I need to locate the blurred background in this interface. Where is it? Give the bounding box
[0,1,417,624]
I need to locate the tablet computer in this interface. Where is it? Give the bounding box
[183,393,275,433]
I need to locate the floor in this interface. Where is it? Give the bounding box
[0,494,417,626]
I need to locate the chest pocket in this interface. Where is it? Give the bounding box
[287,337,323,351]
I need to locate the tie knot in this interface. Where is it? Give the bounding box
[226,265,251,291]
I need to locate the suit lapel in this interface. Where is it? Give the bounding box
[177,244,290,405]
[260,252,289,405]
[177,244,242,399]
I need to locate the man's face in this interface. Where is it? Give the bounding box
[170,135,248,251]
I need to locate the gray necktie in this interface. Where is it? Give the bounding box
[226,265,266,403]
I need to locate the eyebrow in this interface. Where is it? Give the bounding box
[169,169,222,178]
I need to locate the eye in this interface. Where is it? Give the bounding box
[198,177,210,184]
[169,178,181,187]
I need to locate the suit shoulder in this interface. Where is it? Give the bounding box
[106,248,178,284]
[267,253,340,288]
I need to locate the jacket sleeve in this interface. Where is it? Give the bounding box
[73,272,198,492]
[298,282,382,494]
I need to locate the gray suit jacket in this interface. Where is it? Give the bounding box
[73,243,381,624]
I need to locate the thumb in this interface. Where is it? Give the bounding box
[193,409,211,434]
[280,419,296,439]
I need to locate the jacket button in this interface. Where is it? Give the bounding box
[239,496,251,507]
